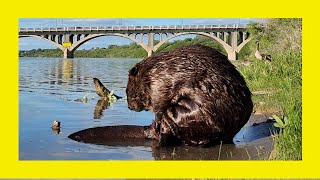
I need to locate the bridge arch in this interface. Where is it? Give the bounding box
[237,37,252,53]
[153,32,232,53]
[19,35,64,51]
[69,33,149,52]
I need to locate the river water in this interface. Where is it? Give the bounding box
[19,57,275,160]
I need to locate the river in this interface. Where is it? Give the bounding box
[19,57,275,160]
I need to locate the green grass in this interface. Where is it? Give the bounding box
[237,51,302,160]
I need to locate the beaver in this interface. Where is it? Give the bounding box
[126,45,253,147]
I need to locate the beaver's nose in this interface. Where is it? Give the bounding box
[128,106,133,110]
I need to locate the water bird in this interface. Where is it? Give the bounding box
[255,41,272,61]
[51,120,61,130]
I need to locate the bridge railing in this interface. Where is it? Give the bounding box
[19,24,246,33]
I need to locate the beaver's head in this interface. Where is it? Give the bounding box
[126,65,152,112]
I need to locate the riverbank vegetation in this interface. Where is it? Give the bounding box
[236,19,302,160]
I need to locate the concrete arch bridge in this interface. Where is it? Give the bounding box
[19,25,251,60]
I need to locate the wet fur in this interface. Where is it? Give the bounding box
[126,45,253,147]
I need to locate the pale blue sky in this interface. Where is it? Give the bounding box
[19,18,256,50]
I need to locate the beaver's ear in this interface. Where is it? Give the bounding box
[129,66,139,76]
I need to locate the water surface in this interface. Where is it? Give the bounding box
[19,57,275,160]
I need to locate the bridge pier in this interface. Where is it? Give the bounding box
[227,50,238,61]
[227,32,239,61]
[147,50,154,57]
[63,49,74,59]
[147,33,155,57]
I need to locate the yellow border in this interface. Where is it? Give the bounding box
[0,0,317,178]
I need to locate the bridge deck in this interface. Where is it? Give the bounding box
[19,24,246,33]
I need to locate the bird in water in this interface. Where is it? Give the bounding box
[255,41,272,61]
[51,120,61,130]
[51,120,61,135]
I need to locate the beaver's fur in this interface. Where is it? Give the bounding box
[126,45,253,147]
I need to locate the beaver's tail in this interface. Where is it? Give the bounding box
[68,125,154,146]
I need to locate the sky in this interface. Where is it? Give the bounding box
[19,18,256,50]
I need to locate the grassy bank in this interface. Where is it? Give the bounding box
[237,51,301,160]
[237,19,302,160]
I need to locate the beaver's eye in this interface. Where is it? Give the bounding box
[129,66,139,76]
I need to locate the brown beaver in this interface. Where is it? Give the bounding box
[126,45,253,147]
[69,45,253,147]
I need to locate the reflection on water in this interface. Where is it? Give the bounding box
[94,98,111,119]
[51,128,61,135]
[19,58,138,96]
[19,57,275,160]
[152,138,273,160]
